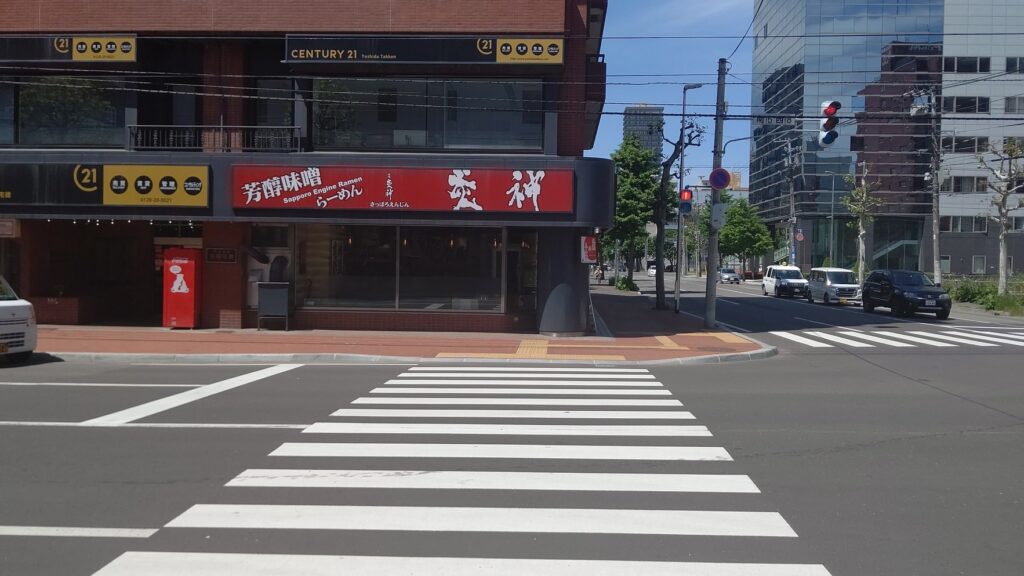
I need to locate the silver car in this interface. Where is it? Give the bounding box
[718,268,741,284]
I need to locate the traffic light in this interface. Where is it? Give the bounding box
[819,100,842,147]
[679,188,693,215]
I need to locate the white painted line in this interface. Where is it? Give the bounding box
[793,317,861,331]
[715,319,751,333]
[302,422,711,437]
[940,331,1024,347]
[330,408,695,420]
[166,504,797,537]
[965,330,1024,341]
[803,331,874,348]
[92,552,835,576]
[769,331,834,348]
[0,382,200,388]
[718,298,741,306]
[384,379,663,387]
[228,469,760,493]
[0,421,307,429]
[410,367,650,373]
[270,443,732,461]
[835,331,914,347]
[352,397,684,406]
[872,331,957,347]
[397,372,656,379]
[906,331,998,347]
[372,387,673,396]
[82,364,303,425]
[0,525,157,538]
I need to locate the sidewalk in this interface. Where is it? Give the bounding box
[33,286,772,365]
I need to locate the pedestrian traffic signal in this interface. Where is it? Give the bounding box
[819,100,842,147]
[679,188,693,214]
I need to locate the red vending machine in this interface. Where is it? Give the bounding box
[162,247,202,328]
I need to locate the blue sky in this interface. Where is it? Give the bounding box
[586,0,756,189]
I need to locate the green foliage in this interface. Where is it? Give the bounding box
[606,135,659,279]
[841,174,883,227]
[947,277,1024,314]
[615,276,639,292]
[718,199,773,262]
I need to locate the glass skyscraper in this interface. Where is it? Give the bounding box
[749,0,945,271]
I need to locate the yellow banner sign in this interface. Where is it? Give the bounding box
[70,36,137,62]
[102,165,208,207]
[495,38,563,64]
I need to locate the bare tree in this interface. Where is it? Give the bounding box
[977,141,1024,296]
[842,164,883,285]
[652,117,705,309]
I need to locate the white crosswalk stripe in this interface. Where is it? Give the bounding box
[770,331,834,347]
[835,331,914,347]
[768,329,1024,349]
[872,331,957,347]
[92,366,832,576]
[906,331,998,347]
[941,330,1024,346]
[971,331,1024,341]
[802,331,875,348]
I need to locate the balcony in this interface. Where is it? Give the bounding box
[127,125,301,152]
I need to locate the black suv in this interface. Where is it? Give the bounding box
[862,269,951,319]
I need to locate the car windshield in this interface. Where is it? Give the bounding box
[776,269,803,279]
[893,271,934,286]
[826,271,856,284]
[721,269,736,274]
[0,275,18,301]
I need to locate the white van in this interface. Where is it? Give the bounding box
[0,275,36,363]
[762,265,807,298]
[806,267,861,305]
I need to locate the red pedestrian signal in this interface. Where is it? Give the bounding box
[819,100,842,147]
[680,188,693,202]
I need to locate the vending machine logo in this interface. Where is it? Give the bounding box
[168,264,190,294]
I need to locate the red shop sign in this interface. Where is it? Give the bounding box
[232,165,574,213]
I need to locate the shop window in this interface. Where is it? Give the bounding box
[377,88,398,123]
[972,255,986,274]
[294,225,397,309]
[17,77,125,147]
[940,255,951,274]
[398,227,502,311]
[0,85,13,145]
[255,79,293,127]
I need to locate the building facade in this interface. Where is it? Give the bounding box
[0,0,612,334]
[622,105,665,160]
[749,0,1023,276]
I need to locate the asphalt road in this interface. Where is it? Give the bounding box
[0,294,1022,575]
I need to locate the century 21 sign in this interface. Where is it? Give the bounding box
[0,164,208,207]
[285,36,563,65]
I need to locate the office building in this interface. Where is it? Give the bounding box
[623,105,665,159]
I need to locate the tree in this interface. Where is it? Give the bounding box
[652,117,706,309]
[719,199,773,274]
[842,166,883,285]
[977,141,1024,295]
[606,135,658,283]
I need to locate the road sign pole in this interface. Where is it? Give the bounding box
[704,58,728,329]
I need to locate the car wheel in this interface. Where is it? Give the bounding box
[775,287,782,298]
[863,299,875,313]
[806,290,814,303]
[890,298,905,316]
[762,285,767,296]
[5,351,32,364]
[936,308,950,320]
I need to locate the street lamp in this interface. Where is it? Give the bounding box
[674,82,703,313]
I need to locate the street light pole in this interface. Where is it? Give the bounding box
[675,83,703,313]
[704,58,728,329]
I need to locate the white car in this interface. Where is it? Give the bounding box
[806,267,861,305]
[762,265,808,298]
[647,266,658,277]
[0,275,36,363]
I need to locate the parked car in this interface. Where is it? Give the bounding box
[806,267,861,305]
[647,265,658,277]
[762,265,807,297]
[862,269,951,318]
[718,268,741,284]
[0,275,36,363]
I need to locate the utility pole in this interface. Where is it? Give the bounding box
[785,140,798,266]
[928,90,942,285]
[704,58,728,329]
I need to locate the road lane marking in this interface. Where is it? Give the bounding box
[269,443,732,461]
[835,331,914,347]
[0,525,157,538]
[803,331,874,348]
[964,330,1024,341]
[166,505,797,537]
[0,421,307,429]
[793,317,861,331]
[939,331,1024,347]
[769,332,834,348]
[871,331,957,347]
[82,365,303,425]
[906,331,999,347]
[228,469,759,493]
[330,408,695,420]
[302,422,712,437]
[0,382,200,388]
[92,552,834,576]
[384,379,663,387]
[371,387,673,395]
[397,372,656,379]
[409,367,650,373]
[351,397,684,406]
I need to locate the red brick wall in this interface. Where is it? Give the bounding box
[0,1,564,33]
[557,0,588,157]
[245,309,535,333]
[201,223,247,329]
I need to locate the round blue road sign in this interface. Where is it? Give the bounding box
[709,168,731,191]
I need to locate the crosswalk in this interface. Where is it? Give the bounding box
[92,366,832,575]
[770,329,1024,350]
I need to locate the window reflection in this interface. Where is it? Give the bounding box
[295,225,396,309]
[17,77,125,146]
[399,227,502,311]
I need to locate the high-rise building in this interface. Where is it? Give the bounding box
[748,0,1024,275]
[623,105,665,160]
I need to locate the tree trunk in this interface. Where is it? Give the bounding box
[999,226,1008,296]
[857,220,867,286]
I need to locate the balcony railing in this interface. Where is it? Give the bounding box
[127,125,301,152]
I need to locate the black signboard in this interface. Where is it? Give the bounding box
[0,35,136,63]
[285,36,563,65]
[0,163,209,208]
[0,164,103,206]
